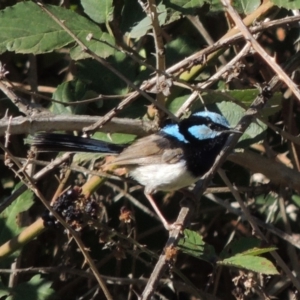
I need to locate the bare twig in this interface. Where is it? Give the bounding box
[0,114,154,137]
[221,0,300,102]
[176,42,252,117]
[141,202,192,299]
[143,0,167,109]
[0,80,42,116]
[187,14,227,65]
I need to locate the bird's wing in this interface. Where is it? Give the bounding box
[110,134,184,166]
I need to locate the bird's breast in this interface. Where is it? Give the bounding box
[129,160,196,194]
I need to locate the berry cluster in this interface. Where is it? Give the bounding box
[42,186,100,230]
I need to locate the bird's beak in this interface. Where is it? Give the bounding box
[226,128,242,134]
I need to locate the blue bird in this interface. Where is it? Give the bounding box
[32,111,236,229]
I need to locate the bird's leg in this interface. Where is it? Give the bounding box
[144,193,181,231]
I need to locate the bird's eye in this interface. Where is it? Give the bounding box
[205,117,212,125]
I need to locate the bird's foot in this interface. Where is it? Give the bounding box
[164,221,183,232]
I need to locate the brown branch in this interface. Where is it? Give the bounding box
[0,80,42,116]
[141,202,192,299]
[145,0,167,109]
[0,114,154,137]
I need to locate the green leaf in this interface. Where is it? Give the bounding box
[0,185,34,265]
[234,0,260,14]
[10,275,54,300]
[219,255,279,275]
[129,3,167,39]
[291,194,300,208]
[81,0,113,24]
[239,247,277,256]
[216,101,267,148]
[271,0,300,9]
[0,185,34,245]
[50,79,89,114]
[0,2,114,59]
[177,229,216,263]
[120,0,145,34]
[205,90,281,117]
[76,53,137,101]
[165,36,200,67]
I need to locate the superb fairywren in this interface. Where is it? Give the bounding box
[32,111,236,230]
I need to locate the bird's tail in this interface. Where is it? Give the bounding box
[30,133,125,154]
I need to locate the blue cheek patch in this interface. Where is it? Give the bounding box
[188,125,221,140]
[162,124,189,143]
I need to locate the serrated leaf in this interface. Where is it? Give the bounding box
[11,275,54,300]
[271,0,300,9]
[219,255,279,275]
[0,2,114,59]
[177,229,216,263]
[81,0,113,24]
[129,3,167,39]
[239,247,277,256]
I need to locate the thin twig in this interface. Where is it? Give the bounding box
[0,114,154,137]
[221,0,300,103]
[187,15,227,65]
[0,80,42,116]
[143,0,166,110]
[176,42,252,117]
[141,202,193,299]
[104,181,160,221]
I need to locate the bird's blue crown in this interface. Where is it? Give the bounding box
[161,111,230,143]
